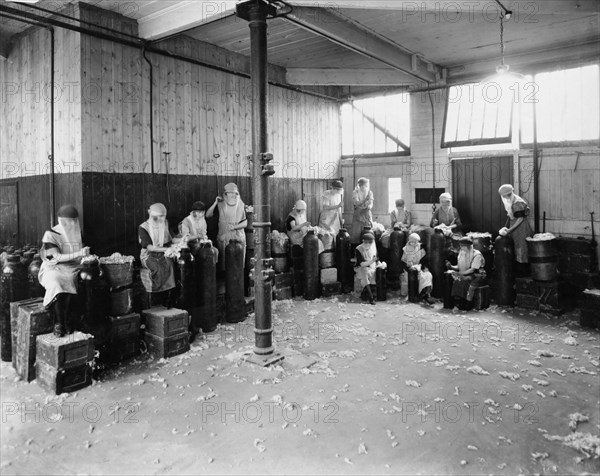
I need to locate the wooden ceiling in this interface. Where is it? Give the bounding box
[1,0,598,86]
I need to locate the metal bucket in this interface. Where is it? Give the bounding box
[527,239,558,282]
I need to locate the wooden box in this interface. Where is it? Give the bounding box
[472,285,491,310]
[321,282,342,297]
[274,271,294,289]
[320,268,338,285]
[142,307,189,338]
[273,286,293,301]
[515,277,537,296]
[144,331,190,359]
[107,313,140,340]
[580,309,599,329]
[36,332,94,369]
[14,302,54,381]
[516,293,539,311]
[10,297,43,367]
[35,360,92,394]
[104,335,140,363]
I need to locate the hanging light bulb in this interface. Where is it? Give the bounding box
[486,11,524,82]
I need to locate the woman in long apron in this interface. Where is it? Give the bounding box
[38,205,91,337]
[206,183,247,272]
[318,180,344,236]
[138,203,176,306]
[350,177,374,244]
[498,184,534,275]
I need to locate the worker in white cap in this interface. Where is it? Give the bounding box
[206,183,247,271]
[318,180,344,236]
[39,204,90,336]
[430,192,462,233]
[138,202,176,305]
[350,177,374,244]
[498,184,533,272]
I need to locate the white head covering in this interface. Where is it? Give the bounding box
[291,200,307,223]
[439,193,452,202]
[498,184,520,219]
[148,203,167,246]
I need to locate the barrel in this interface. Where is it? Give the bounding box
[303,230,320,300]
[27,253,45,298]
[388,226,404,288]
[100,262,134,288]
[176,248,196,333]
[407,267,419,303]
[443,270,454,309]
[319,233,335,269]
[195,243,218,332]
[271,232,290,273]
[429,230,446,299]
[376,267,387,301]
[79,259,111,330]
[225,239,245,323]
[494,236,515,305]
[527,238,558,282]
[335,228,353,293]
[1,255,28,362]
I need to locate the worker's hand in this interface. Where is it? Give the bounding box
[432,219,438,226]
[499,227,508,236]
[81,247,91,256]
[227,224,235,231]
[216,196,223,203]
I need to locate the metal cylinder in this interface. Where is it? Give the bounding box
[376,267,387,301]
[319,233,335,269]
[225,239,246,323]
[408,267,419,303]
[27,253,45,299]
[494,235,515,305]
[195,243,218,332]
[430,229,446,299]
[443,270,454,309]
[1,255,28,362]
[245,210,255,251]
[388,226,405,287]
[271,233,290,273]
[418,227,434,254]
[176,248,196,331]
[303,230,320,300]
[335,228,353,293]
[527,239,557,282]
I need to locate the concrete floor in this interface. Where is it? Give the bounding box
[1,294,599,475]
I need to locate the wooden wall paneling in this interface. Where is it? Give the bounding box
[183,61,194,175]
[0,183,19,245]
[174,56,185,175]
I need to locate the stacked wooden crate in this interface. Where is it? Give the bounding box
[142,307,190,358]
[319,234,341,297]
[12,299,53,381]
[104,313,141,363]
[35,332,94,394]
[273,271,293,301]
[580,289,600,329]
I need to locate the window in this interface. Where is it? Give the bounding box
[341,93,410,158]
[415,188,445,204]
[521,64,599,143]
[442,81,514,148]
[387,178,403,211]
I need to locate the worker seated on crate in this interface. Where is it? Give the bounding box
[206,183,247,272]
[446,236,487,311]
[138,203,176,306]
[38,204,90,337]
[381,199,412,248]
[355,232,381,305]
[286,200,324,255]
[400,233,434,304]
[179,201,208,243]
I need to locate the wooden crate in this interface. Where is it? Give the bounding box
[142,307,189,338]
[273,271,294,289]
[472,285,491,310]
[144,331,190,359]
[516,293,539,311]
[515,277,537,296]
[36,332,94,369]
[10,297,43,367]
[321,282,342,297]
[35,360,92,395]
[103,335,140,363]
[107,313,140,340]
[13,302,54,382]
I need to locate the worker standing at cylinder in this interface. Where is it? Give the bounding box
[179,201,208,242]
[206,183,247,272]
[138,203,176,307]
[355,232,378,305]
[350,177,374,245]
[318,180,344,236]
[498,184,533,276]
[38,205,90,337]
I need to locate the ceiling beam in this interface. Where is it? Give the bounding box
[282,6,443,83]
[286,68,426,87]
[137,0,237,40]
[287,0,600,14]
[448,40,600,82]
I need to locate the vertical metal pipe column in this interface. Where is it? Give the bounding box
[242,1,275,356]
